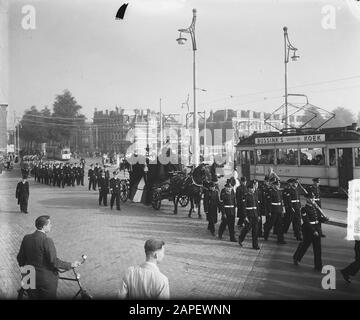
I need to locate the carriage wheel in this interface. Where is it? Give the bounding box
[120,180,129,203]
[179,195,189,207]
[152,190,162,210]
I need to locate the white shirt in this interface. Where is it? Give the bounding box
[118,262,170,299]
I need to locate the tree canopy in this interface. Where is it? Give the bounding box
[20,90,86,150]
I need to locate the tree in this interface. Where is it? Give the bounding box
[324,107,355,128]
[50,90,85,145]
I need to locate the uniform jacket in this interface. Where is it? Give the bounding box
[270,187,284,214]
[244,191,258,218]
[300,203,321,235]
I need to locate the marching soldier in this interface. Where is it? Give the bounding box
[307,178,325,237]
[204,181,220,236]
[218,179,237,242]
[258,176,271,238]
[109,171,121,210]
[263,178,286,244]
[293,193,323,271]
[88,164,96,190]
[98,171,109,206]
[16,175,30,214]
[238,181,260,250]
[283,178,302,241]
[236,177,247,228]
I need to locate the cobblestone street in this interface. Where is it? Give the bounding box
[1,166,359,299]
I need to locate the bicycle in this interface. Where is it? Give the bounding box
[17,254,92,300]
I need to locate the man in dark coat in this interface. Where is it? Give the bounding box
[16,176,30,214]
[109,171,121,210]
[204,181,220,236]
[98,171,109,206]
[16,216,81,299]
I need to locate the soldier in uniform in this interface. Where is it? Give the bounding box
[94,163,100,190]
[48,164,53,186]
[88,164,96,190]
[79,163,85,186]
[109,171,121,210]
[238,181,260,250]
[263,178,286,244]
[57,163,63,188]
[98,171,109,206]
[283,178,302,241]
[236,177,247,228]
[258,176,271,238]
[218,179,237,242]
[16,175,30,214]
[293,193,323,271]
[307,178,325,237]
[204,181,220,236]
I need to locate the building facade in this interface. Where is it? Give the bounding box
[0,104,7,153]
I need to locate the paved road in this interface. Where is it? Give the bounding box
[0,166,359,299]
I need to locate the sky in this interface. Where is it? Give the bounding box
[5,0,360,128]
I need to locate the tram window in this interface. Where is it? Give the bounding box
[276,148,298,165]
[329,149,336,166]
[256,149,275,164]
[300,148,325,165]
[355,148,360,167]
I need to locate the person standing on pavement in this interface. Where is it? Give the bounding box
[16,175,30,214]
[307,178,326,238]
[341,240,360,283]
[238,181,260,250]
[88,164,96,191]
[98,171,109,206]
[204,181,220,236]
[218,179,237,242]
[17,216,81,299]
[110,171,121,210]
[118,239,170,299]
[293,193,323,271]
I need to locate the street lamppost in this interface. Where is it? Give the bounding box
[283,26,300,130]
[177,8,199,166]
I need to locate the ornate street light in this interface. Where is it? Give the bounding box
[177,9,199,166]
[283,26,300,129]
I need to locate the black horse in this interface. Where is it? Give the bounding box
[170,163,213,217]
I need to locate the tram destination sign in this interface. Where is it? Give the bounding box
[255,134,326,145]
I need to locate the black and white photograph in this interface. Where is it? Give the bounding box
[1,0,360,306]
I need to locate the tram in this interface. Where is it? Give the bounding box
[235,123,360,191]
[46,145,71,161]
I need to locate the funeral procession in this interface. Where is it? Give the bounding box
[1,0,360,303]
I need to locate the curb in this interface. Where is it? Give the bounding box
[325,220,347,228]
